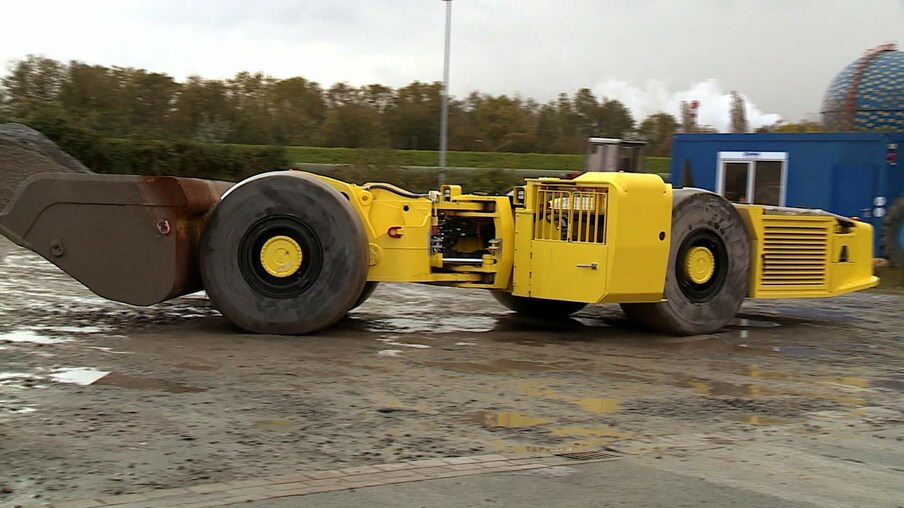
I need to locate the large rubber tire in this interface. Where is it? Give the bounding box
[620,189,750,335]
[491,291,587,318]
[881,195,904,267]
[200,172,368,334]
[351,282,379,310]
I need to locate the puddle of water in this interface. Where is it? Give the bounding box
[770,306,857,322]
[726,415,798,426]
[83,346,131,355]
[0,329,69,345]
[34,325,105,334]
[471,411,552,428]
[575,398,620,414]
[570,317,613,328]
[688,367,872,405]
[0,372,37,387]
[1,398,38,414]
[644,335,740,354]
[723,317,783,341]
[687,379,759,397]
[520,382,622,415]
[826,377,871,389]
[0,372,35,380]
[729,318,781,329]
[735,344,826,356]
[91,373,206,393]
[377,349,403,357]
[360,314,497,334]
[770,346,824,356]
[427,359,557,374]
[49,367,110,385]
[376,338,431,349]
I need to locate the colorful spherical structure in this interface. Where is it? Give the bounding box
[821,44,904,131]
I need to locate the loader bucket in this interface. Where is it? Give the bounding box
[0,173,232,305]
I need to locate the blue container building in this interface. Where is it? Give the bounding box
[669,132,904,257]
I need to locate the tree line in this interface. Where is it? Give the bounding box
[0,55,683,156]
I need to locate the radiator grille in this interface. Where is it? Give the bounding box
[534,186,607,243]
[760,220,830,288]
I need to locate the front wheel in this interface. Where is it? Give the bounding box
[200,172,368,334]
[881,195,904,267]
[621,190,750,335]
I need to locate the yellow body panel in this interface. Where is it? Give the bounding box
[308,174,514,288]
[529,241,609,301]
[512,172,672,303]
[301,172,875,305]
[734,205,878,298]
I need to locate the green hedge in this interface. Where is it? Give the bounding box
[24,116,288,181]
[283,145,671,173]
[96,139,287,180]
[284,146,585,171]
[24,114,669,186]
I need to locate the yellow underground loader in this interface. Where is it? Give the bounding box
[0,168,877,336]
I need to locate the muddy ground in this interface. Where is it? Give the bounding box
[0,236,902,506]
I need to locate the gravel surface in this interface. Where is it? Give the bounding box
[0,236,902,505]
[0,136,902,505]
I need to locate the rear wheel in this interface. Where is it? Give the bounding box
[881,195,904,267]
[621,190,750,335]
[492,291,586,318]
[200,172,368,334]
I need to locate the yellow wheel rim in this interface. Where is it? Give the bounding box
[685,246,715,284]
[259,235,303,278]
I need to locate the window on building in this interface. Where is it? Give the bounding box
[723,162,750,203]
[752,161,783,205]
[717,152,787,206]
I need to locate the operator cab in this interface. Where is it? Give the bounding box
[583,138,645,173]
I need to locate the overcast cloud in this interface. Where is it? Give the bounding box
[1,0,902,131]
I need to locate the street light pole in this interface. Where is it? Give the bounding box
[439,0,452,185]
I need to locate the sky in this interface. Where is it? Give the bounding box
[1,0,902,132]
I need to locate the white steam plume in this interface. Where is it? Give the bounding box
[593,79,782,132]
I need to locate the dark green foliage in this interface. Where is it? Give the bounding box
[24,109,108,170]
[2,55,682,185]
[638,113,680,157]
[284,146,585,170]
[24,113,287,180]
[1,55,684,159]
[95,139,287,180]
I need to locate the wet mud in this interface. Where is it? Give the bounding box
[0,237,902,504]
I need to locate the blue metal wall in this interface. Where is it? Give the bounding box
[670,132,904,254]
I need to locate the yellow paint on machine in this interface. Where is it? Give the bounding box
[514,172,672,304]
[305,171,875,306]
[734,205,878,298]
